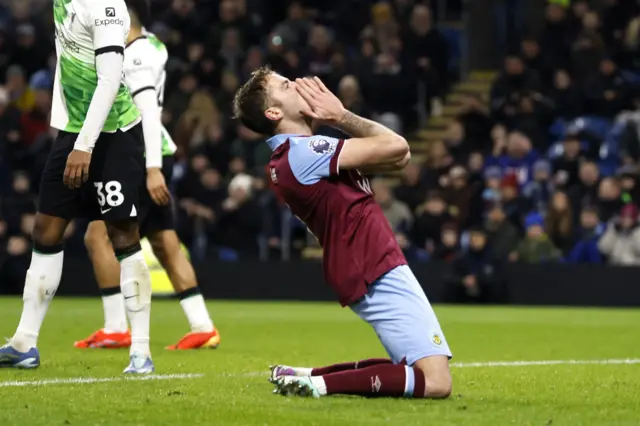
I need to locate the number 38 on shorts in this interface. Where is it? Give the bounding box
[94,181,125,213]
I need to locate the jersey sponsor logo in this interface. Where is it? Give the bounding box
[55,28,80,53]
[308,138,334,156]
[105,7,116,17]
[95,18,124,27]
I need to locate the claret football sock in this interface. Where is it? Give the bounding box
[319,364,426,398]
[117,243,152,356]
[11,245,64,352]
[100,287,128,334]
[177,287,215,333]
[311,358,393,376]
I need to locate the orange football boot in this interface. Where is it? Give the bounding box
[74,329,132,349]
[165,329,221,350]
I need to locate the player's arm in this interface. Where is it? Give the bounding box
[64,2,128,188]
[336,111,411,171]
[296,77,410,173]
[124,57,170,205]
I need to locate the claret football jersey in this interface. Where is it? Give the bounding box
[268,134,407,306]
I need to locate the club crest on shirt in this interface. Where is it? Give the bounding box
[133,58,142,66]
[308,138,334,156]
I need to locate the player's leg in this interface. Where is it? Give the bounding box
[273,265,452,398]
[270,359,393,380]
[138,155,218,349]
[147,229,219,350]
[74,220,130,349]
[0,132,77,368]
[94,125,153,373]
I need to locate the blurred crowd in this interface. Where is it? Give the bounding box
[373,0,640,302]
[3,0,640,293]
[0,0,459,269]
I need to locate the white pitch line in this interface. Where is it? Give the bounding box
[452,359,640,368]
[0,373,204,388]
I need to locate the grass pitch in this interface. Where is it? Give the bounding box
[0,298,638,425]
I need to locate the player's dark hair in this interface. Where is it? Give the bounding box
[233,66,275,135]
[127,0,151,28]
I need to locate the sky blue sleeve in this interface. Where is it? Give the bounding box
[288,136,344,185]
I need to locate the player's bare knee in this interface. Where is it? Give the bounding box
[414,356,452,399]
[31,213,67,247]
[84,221,110,253]
[106,219,140,250]
[426,374,452,399]
[149,231,179,266]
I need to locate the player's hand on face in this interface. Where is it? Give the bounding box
[64,149,91,189]
[295,77,346,124]
[147,168,171,206]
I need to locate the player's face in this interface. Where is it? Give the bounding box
[265,73,310,124]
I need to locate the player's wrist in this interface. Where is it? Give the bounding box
[334,108,352,127]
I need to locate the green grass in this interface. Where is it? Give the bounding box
[0,298,638,426]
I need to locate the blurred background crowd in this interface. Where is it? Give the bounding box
[2,0,640,298]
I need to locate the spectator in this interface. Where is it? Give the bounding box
[20,71,51,147]
[596,177,623,222]
[539,3,573,71]
[521,37,553,89]
[229,124,269,172]
[481,166,502,206]
[618,165,640,206]
[442,165,481,229]
[405,4,449,109]
[413,191,453,253]
[432,222,460,262]
[394,162,426,213]
[443,119,469,162]
[549,69,583,120]
[568,161,600,218]
[486,131,539,187]
[499,172,529,231]
[456,94,493,150]
[510,212,562,263]
[567,206,604,263]
[584,58,631,118]
[372,178,413,235]
[571,11,606,82]
[545,191,574,253]
[448,227,498,303]
[0,86,22,174]
[598,204,640,265]
[522,159,554,214]
[11,23,47,78]
[213,173,261,259]
[485,202,520,264]
[6,65,34,113]
[421,140,453,189]
[490,55,542,121]
[467,152,485,186]
[552,132,583,189]
[489,123,508,158]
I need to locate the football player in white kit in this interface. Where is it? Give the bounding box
[75,0,221,351]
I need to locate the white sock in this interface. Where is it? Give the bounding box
[11,250,64,352]
[102,292,128,333]
[291,366,313,376]
[179,291,214,333]
[310,376,328,396]
[120,250,152,357]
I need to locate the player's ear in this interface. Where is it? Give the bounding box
[265,107,283,122]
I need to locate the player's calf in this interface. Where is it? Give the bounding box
[7,214,67,356]
[107,219,154,372]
